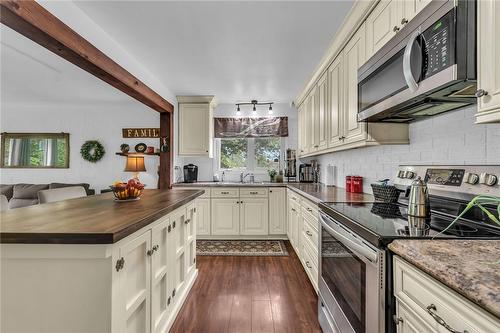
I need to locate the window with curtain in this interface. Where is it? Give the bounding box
[215,117,287,171]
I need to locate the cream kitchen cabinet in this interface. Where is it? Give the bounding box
[288,199,300,253]
[195,198,211,236]
[185,204,197,277]
[343,23,368,145]
[476,0,500,123]
[240,198,269,235]
[118,229,152,333]
[365,0,399,56]
[327,55,344,148]
[269,188,287,235]
[366,0,432,59]
[298,103,308,156]
[393,256,500,333]
[151,218,171,333]
[178,95,215,157]
[211,198,240,235]
[315,72,329,152]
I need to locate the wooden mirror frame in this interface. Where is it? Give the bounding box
[0,132,70,169]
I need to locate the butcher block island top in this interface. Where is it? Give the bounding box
[0,189,204,244]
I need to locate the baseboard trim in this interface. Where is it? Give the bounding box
[197,235,288,240]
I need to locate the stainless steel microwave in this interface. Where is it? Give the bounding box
[357,0,477,123]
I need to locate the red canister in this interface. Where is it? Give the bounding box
[352,176,363,193]
[346,176,353,192]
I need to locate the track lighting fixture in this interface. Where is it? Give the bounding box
[234,100,274,116]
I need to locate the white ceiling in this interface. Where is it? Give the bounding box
[75,0,354,103]
[1,1,354,107]
[0,24,133,106]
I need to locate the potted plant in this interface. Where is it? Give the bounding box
[268,169,277,182]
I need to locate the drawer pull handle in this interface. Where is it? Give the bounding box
[185,219,190,224]
[393,315,403,325]
[221,191,229,194]
[305,261,312,269]
[426,304,469,333]
[306,231,313,237]
[306,208,313,212]
[291,208,296,212]
[250,191,258,194]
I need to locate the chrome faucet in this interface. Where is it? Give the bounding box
[240,172,254,183]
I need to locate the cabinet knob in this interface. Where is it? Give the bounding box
[401,18,408,25]
[393,315,403,325]
[475,89,488,98]
[479,173,498,186]
[306,230,313,236]
[185,218,190,224]
[152,244,159,252]
[305,261,312,268]
[393,26,400,32]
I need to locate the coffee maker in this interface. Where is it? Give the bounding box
[183,164,198,183]
[299,164,314,183]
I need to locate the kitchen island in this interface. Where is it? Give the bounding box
[1,189,203,333]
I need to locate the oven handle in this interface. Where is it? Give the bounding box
[403,28,421,93]
[320,213,378,263]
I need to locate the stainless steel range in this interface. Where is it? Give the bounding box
[318,165,500,333]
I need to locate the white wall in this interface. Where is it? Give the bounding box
[179,103,297,182]
[306,106,500,193]
[0,102,162,192]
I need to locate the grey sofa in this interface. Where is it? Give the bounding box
[0,183,95,209]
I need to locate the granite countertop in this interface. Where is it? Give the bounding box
[389,239,500,318]
[0,189,203,244]
[173,182,374,204]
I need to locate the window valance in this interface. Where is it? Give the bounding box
[214,117,288,138]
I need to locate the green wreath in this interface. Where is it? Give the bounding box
[80,140,105,163]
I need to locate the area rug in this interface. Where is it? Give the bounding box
[196,240,288,256]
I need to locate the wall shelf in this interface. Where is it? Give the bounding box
[115,152,160,157]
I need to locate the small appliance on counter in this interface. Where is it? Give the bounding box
[285,149,297,182]
[345,175,363,193]
[183,164,198,183]
[311,160,320,183]
[299,163,314,183]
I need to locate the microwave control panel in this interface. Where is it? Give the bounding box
[422,10,454,79]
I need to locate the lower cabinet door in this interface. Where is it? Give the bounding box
[269,188,286,235]
[211,198,240,235]
[151,218,170,333]
[118,230,151,333]
[240,198,269,235]
[396,301,436,333]
[195,198,211,236]
[290,202,300,251]
[169,209,186,306]
[185,204,197,276]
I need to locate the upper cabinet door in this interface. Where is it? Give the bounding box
[297,104,306,156]
[316,72,329,151]
[366,0,399,57]
[306,89,316,153]
[327,55,344,148]
[476,0,500,123]
[178,103,213,157]
[343,23,368,144]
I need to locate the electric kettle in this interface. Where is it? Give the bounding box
[407,177,430,218]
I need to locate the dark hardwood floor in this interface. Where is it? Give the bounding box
[170,241,321,333]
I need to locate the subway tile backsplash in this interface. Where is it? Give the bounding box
[309,106,500,193]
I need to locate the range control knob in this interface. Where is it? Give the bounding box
[479,173,498,186]
[398,170,415,179]
[464,172,480,185]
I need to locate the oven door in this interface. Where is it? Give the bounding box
[318,211,385,333]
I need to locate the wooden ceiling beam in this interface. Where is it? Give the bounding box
[0,0,173,113]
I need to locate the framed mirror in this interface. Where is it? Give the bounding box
[1,133,70,168]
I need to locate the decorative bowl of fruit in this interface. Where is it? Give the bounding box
[110,179,145,201]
